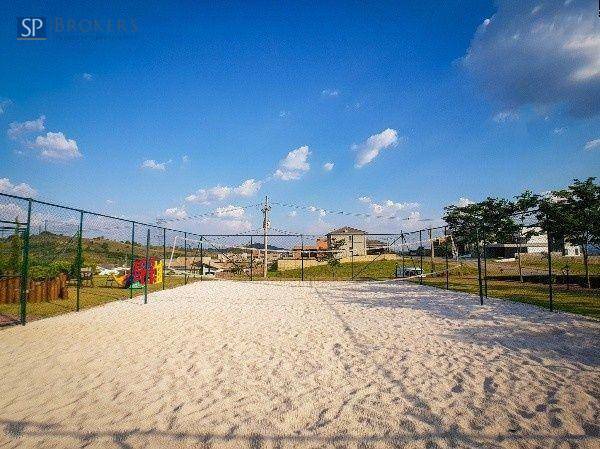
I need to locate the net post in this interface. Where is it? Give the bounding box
[162,228,166,290]
[76,210,84,311]
[548,232,553,312]
[144,228,150,304]
[419,230,423,285]
[184,231,188,285]
[129,223,135,299]
[19,199,32,325]
[301,235,305,281]
[444,226,449,290]
[476,226,483,305]
[250,236,253,281]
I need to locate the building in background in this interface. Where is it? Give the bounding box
[327,227,367,258]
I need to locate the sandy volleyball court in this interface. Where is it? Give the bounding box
[0,280,598,448]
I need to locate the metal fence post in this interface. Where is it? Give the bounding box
[162,228,166,290]
[429,228,434,274]
[548,233,553,312]
[351,234,354,280]
[184,231,188,285]
[76,210,84,311]
[401,232,405,278]
[144,228,150,304]
[129,222,135,299]
[482,225,488,298]
[301,235,304,281]
[444,226,449,290]
[250,236,253,281]
[419,230,423,285]
[476,227,483,305]
[19,199,32,325]
[200,238,203,281]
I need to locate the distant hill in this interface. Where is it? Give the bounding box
[0,231,188,270]
[245,242,287,251]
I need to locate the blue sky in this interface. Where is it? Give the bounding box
[1,0,599,234]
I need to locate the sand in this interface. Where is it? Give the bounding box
[0,280,598,448]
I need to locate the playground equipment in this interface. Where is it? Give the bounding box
[103,258,164,289]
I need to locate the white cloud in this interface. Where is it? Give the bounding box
[214,205,245,219]
[493,110,519,123]
[584,138,600,151]
[34,132,81,160]
[0,99,12,114]
[141,159,169,171]
[186,178,261,204]
[0,178,37,197]
[463,0,600,118]
[274,169,302,181]
[198,215,252,233]
[321,89,339,97]
[553,127,566,135]
[287,211,297,218]
[323,162,334,171]
[456,197,475,207]
[372,202,416,216]
[186,185,231,203]
[357,197,420,221]
[106,199,115,205]
[82,73,93,81]
[274,145,311,180]
[7,115,45,139]
[220,219,252,233]
[234,179,262,197]
[164,206,188,219]
[353,128,401,168]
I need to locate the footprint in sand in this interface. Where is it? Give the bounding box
[483,376,497,395]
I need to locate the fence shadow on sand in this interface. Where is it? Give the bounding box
[2,418,598,449]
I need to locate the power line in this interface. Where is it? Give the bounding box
[271,201,435,222]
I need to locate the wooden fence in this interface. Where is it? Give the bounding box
[0,274,69,304]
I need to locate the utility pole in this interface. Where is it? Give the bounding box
[262,195,271,278]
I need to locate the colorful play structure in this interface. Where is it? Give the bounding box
[110,258,163,288]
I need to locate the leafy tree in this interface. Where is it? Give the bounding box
[326,238,344,278]
[543,178,599,288]
[8,218,22,274]
[443,202,481,250]
[514,190,541,281]
[443,197,518,253]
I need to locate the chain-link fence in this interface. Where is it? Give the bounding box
[1,192,598,326]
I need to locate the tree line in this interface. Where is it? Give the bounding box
[443,177,600,288]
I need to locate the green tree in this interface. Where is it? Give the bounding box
[444,197,518,253]
[514,190,541,281]
[8,218,22,274]
[548,178,599,288]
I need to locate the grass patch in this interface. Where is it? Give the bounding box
[269,256,600,319]
[0,275,188,323]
